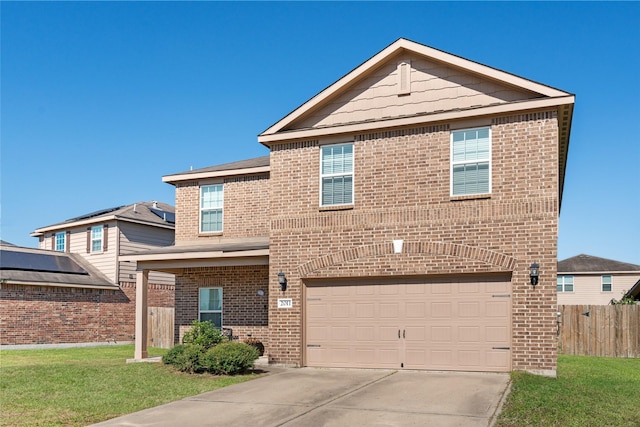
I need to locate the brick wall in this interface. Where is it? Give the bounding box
[174,265,269,348]
[267,111,559,375]
[174,174,269,243]
[1,283,174,346]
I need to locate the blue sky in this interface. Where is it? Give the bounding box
[1,2,638,264]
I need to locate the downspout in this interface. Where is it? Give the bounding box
[115,220,121,286]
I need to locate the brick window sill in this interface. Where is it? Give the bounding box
[450,194,491,202]
[319,205,354,212]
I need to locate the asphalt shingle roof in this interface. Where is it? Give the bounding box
[558,254,640,273]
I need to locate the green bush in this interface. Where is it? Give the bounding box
[162,344,187,365]
[173,344,207,373]
[182,320,227,349]
[203,342,259,375]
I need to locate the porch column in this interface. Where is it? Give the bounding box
[134,269,149,360]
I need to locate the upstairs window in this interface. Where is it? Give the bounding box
[557,275,574,292]
[91,225,103,253]
[201,184,223,233]
[199,288,222,328]
[55,232,66,252]
[602,275,612,292]
[321,143,353,206]
[451,128,491,196]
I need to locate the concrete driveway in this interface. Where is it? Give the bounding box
[92,367,510,427]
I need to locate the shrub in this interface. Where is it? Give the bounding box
[182,320,227,349]
[203,342,259,375]
[244,337,265,356]
[172,344,207,373]
[162,344,187,366]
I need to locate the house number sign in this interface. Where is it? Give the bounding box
[278,298,293,309]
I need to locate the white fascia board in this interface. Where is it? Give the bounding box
[31,216,118,235]
[134,256,269,271]
[162,166,270,184]
[120,248,269,263]
[259,95,575,144]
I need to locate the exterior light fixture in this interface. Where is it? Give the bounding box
[278,271,287,292]
[529,262,539,287]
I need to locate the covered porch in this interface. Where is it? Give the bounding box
[121,239,269,361]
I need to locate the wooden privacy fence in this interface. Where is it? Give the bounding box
[147,307,175,349]
[558,305,640,357]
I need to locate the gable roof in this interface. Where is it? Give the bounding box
[257,38,574,204]
[258,38,574,144]
[558,254,640,273]
[31,201,175,236]
[0,244,117,289]
[163,155,270,184]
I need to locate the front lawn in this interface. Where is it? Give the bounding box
[0,345,261,426]
[496,355,640,427]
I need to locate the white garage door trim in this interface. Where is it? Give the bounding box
[303,275,512,372]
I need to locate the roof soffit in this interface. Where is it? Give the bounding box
[258,38,574,144]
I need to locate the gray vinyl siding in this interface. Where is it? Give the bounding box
[118,221,175,285]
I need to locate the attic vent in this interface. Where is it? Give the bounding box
[398,60,411,95]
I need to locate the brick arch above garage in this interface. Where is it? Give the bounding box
[297,241,517,278]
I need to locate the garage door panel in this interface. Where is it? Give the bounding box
[305,278,511,372]
[380,303,400,318]
[431,302,452,317]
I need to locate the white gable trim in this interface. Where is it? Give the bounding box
[259,38,572,141]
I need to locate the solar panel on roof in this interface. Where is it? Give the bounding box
[0,250,88,275]
[66,206,125,222]
[149,208,175,224]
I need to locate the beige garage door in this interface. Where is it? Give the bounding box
[305,276,511,372]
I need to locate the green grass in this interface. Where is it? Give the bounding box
[496,355,640,427]
[0,345,261,426]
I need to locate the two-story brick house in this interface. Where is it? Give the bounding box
[128,39,574,376]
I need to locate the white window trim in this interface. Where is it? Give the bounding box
[199,184,224,234]
[55,232,66,252]
[450,127,492,197]
[557,275,574,293]
[199,287,223,328]
[90,225,103,253]
[319,142,355,207]
[601,275,613,292]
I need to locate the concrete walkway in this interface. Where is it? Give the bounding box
[92,367,510,427]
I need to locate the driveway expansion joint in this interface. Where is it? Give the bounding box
[277,370,398,426]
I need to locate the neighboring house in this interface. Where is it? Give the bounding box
[126,38,575,377]
[557,254,640,305]
[31,201,176,288]
[0,202,176,347]
[0,243,127,345]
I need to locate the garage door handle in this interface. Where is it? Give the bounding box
[403,329,405,338]
[398,329,401,339]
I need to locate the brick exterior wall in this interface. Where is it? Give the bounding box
[174,174,269,243]
[267,111,559,375]
[1,283,174,346]
[174,265,269,348]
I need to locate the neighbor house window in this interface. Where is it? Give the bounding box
[91,225,103,253]
[602,275,612,292]
[557,275,574,292]
[200,184,223,233]
[199,288,222,328]
[321,143,353,206]
[451,127,491,196]
[55,232,66,252]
